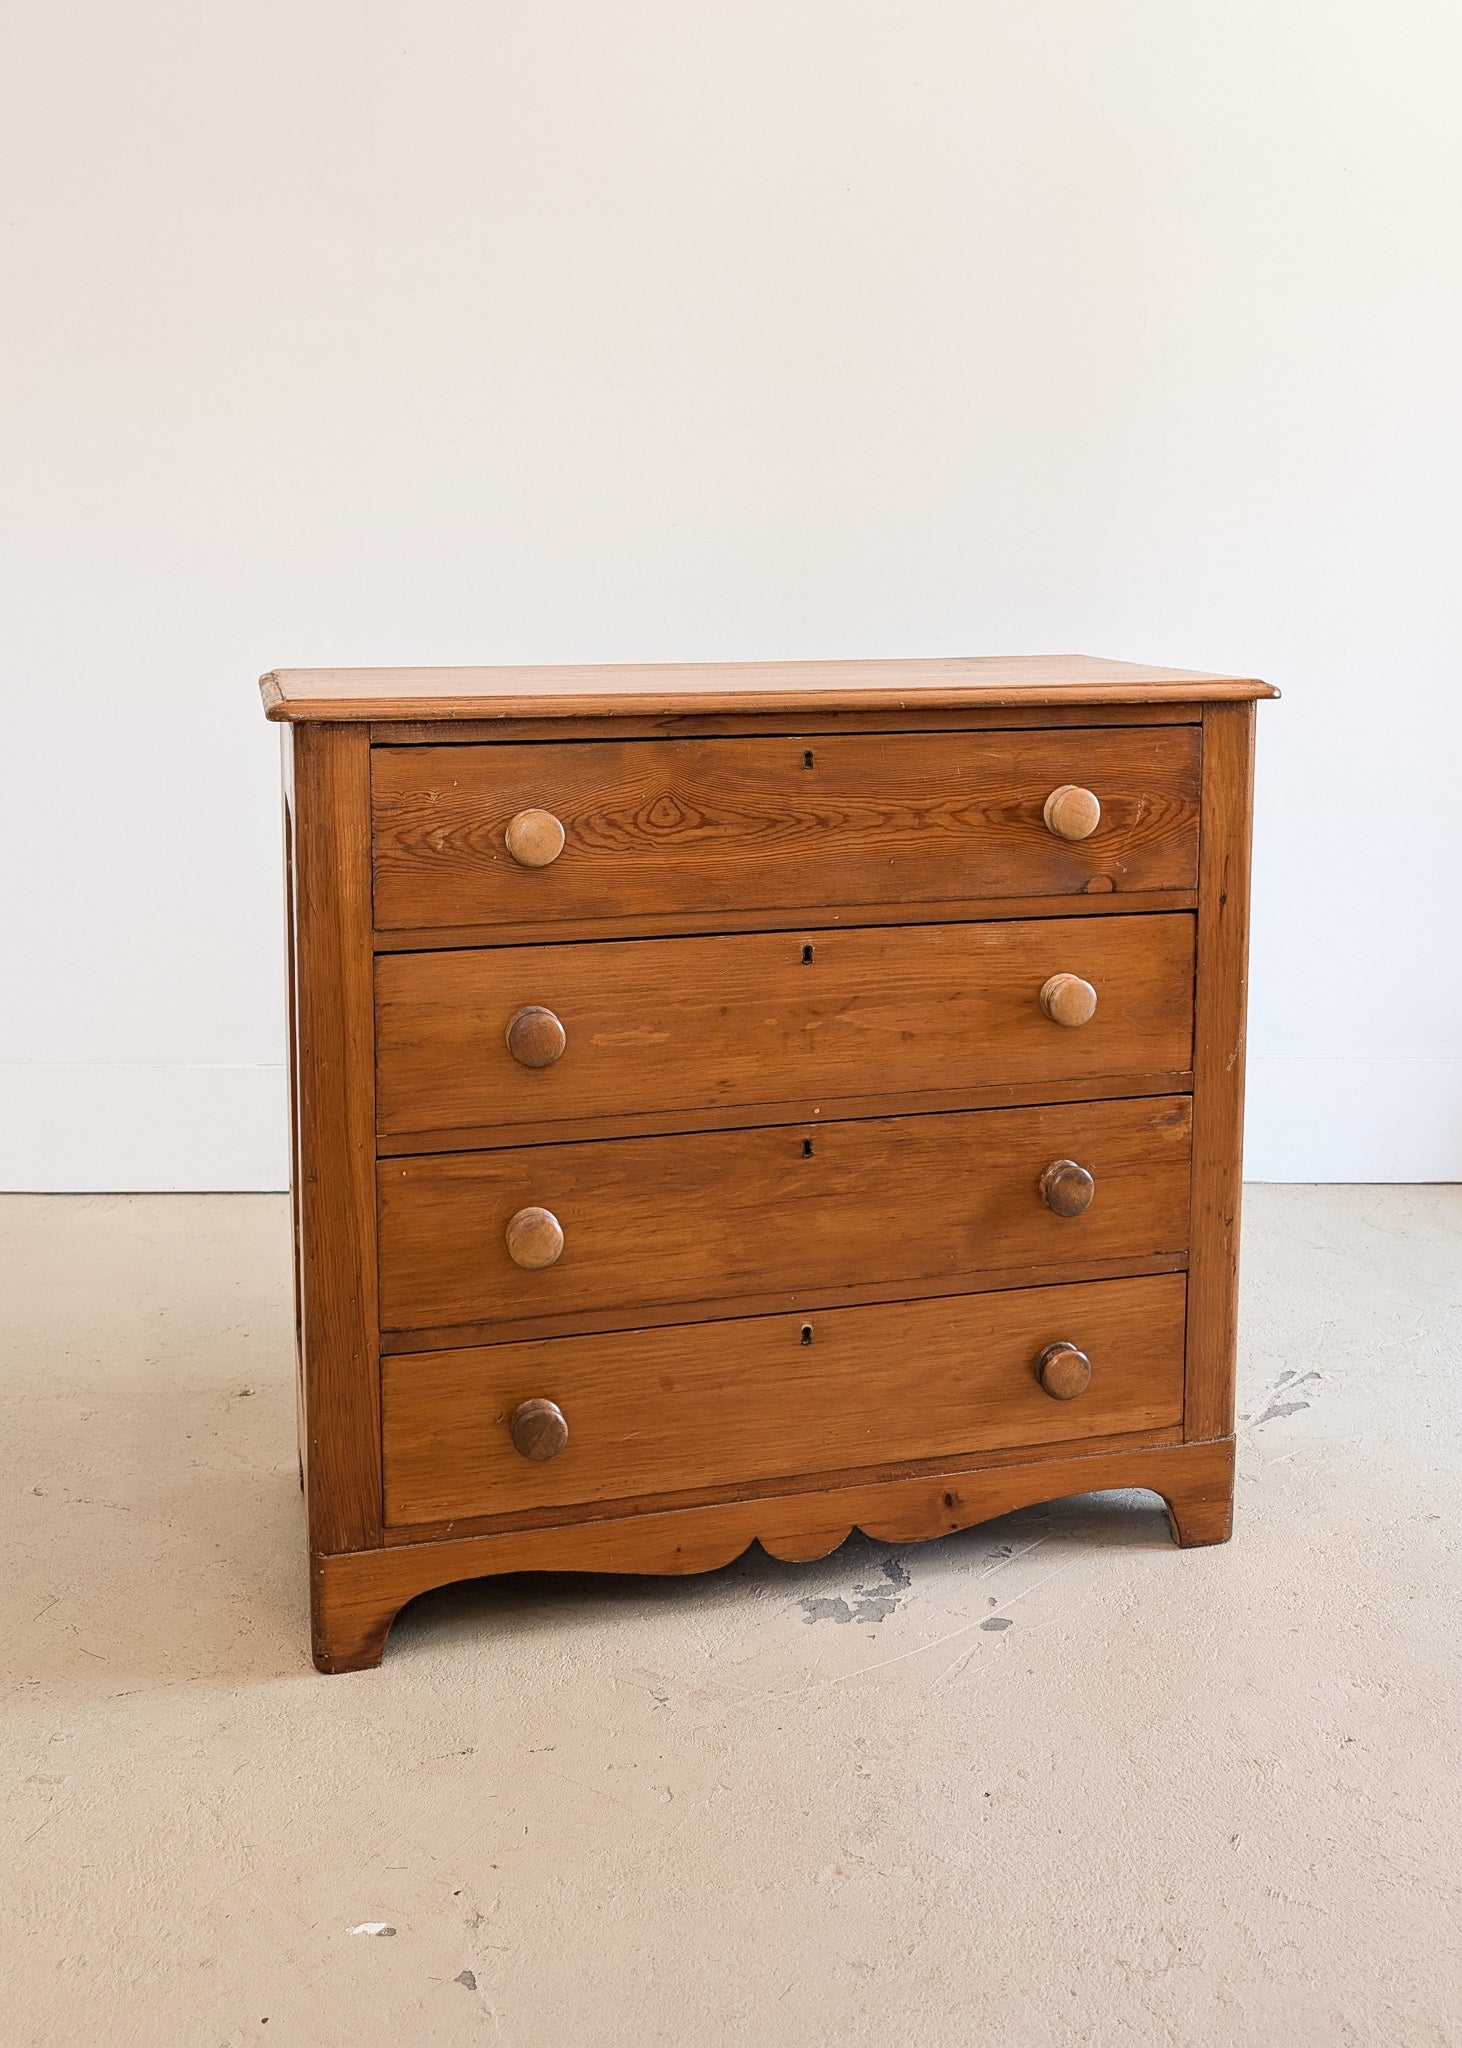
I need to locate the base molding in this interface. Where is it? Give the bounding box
[310,1436,1235,1673]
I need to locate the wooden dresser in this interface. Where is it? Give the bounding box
[261,655,1275,1671]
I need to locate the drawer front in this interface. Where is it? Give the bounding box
[377,1095,1192,1335]
[382,1272,1188,1525]
[371,727,1201,933]
[376,913,1194,1142]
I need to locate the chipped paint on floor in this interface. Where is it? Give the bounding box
[798,1555,911,1624]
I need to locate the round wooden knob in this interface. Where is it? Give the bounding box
[1039,1159,1095,1217]
[504,808,565,868]
[509,1397,568,1461]
[1043,784,1101,841]
[1039,972,1098,1027]
[1035,1342,1092,1401]
[504,1205,564,1269]
[506,1006,566,1068]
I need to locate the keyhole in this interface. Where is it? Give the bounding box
[803,749,814,769]
[800,1325,813,1345]
[802,1138,814,1157]
[801,943,814,964]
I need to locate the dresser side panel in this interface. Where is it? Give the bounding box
[1184,701,1257,1441]
[281,732,306,1494]
[291,722,383,1552]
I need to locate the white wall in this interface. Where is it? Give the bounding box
[3,1,1459,1189]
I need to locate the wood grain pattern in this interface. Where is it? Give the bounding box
[368,704,1205,746]
[377,1095,1193,1337]
[374,1070,1194,1162]
[380,1251,1190,1356]
[288,724,382,1554]
[281,754,307,1491]
[370,727,1203,932]
[382,1274,1187,1526]
[311,1435,1236,1670]
[384,1418,1182,1545]
[261,653,1277,725]
[374,913,1196,1144]
[371,889,1200,955]
[1184,702,1257,1442]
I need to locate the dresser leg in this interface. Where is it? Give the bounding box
[1162,1437,1236,1547]
[310,1556,401,1673]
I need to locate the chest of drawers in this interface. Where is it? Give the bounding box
[261,654,1275,1671]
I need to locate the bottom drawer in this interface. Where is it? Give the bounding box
[382,1273,1187,1528]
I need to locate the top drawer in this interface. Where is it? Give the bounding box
[371,727,1201,935]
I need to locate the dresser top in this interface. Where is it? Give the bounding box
[260,653,1275,723]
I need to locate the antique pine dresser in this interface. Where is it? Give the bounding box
[261,654,1275,1671]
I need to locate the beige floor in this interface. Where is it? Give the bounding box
[3,1188,1460,2047]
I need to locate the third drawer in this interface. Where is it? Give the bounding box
[377,1093,1193,1338]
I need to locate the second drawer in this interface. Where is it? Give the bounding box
[377,1094,1193,1337]
[375,913,1195,1144]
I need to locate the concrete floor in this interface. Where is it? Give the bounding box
[3,1188,1459,2046]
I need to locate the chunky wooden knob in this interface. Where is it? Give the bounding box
[1039,1159,1095,1217]
[506,1005,566,1068]
[505,1205,564,1268]
[1035,1342,1092,1400]
[1039,972,1098,1027]
[1043,784,1101,841]
[509,1397,568,1462]
[504,808,565,868]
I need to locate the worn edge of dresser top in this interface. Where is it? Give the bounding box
[261,654,1278,722]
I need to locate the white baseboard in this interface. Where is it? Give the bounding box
[1,1056,1456,1191]
[0,1063,288,1191]
[1243,1055,1462,1182]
